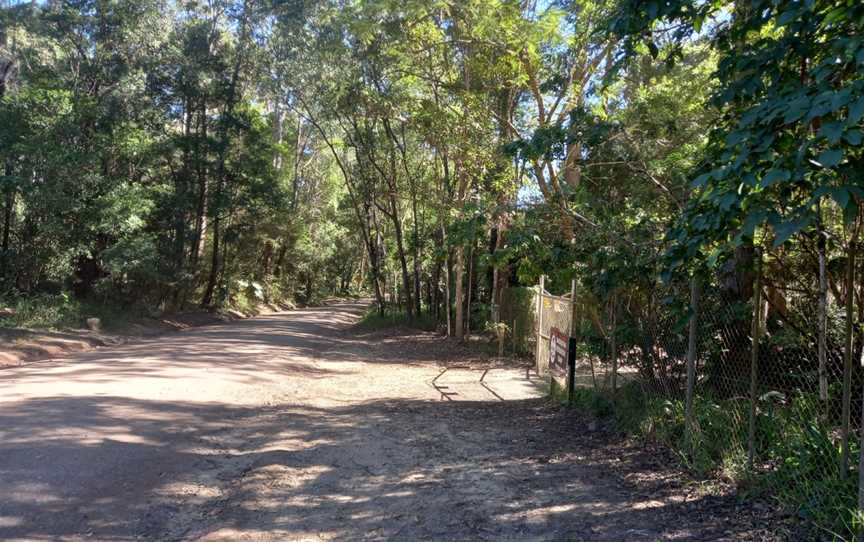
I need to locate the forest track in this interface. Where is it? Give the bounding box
[0,301,784,541]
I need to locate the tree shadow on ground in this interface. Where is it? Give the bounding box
[0,394,785,542]
[1,301,374,387]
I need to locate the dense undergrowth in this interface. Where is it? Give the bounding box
[0,293,150,331]
[0,285,302,332]
[354,306,439,332]
[560,383,861,540]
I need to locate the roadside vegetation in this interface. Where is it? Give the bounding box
[1,0,862,537]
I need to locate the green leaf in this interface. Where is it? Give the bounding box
[818,122,844,144]
[849,97,864,125]
[741,210,767,239]
[719,192,738,211]
[783,97,810,124]
[646,2,658,20]
[844,130,862,145]
[817,149,843,168]
[844,199,859,225]
[776,8,799,26]
[725,130,748,146]
[831,88,853,111]
[773,216,812,247]
[761,168,791,187]
[824,7,848,24]
[830,187,850,210]
[692,173,711,188]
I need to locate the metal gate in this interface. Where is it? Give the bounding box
[535,275,576,375]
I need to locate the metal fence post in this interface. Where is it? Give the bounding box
[841,241,856,479]
[568,279,577,398]
[610,292,618,395]
[535,275,545,374]
[567,337,577,404]
[818,225,828,402]
[858,380,864,542]
[512,318,517,356]
[748,249,763,471]
[685,277,700,451]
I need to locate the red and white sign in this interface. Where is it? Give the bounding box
[549,327,569,378]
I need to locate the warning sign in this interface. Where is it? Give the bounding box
[549,327,569,378]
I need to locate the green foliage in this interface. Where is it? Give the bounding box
[0,292,146,331]
[609,0,864,274]
[355,306,438,332]
[0,0,860,536]
[498,286,536,355]
[0,0,365,320]
[568,387,616,417]
[573,382,861,539]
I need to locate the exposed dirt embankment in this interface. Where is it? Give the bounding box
[0,302,297,368]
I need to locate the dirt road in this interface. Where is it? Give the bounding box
[0,301,781,541]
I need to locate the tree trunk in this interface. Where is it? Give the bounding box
[291,116,304,210]
[0,162,14,286]
[369,209,386,315]
[411,185,422,318]
[274,243,288,277]
[443,228,452,336]
[454,245,465,339]
[426,275,433,317]
[191,95,208,270]
[388,193,414,320]
[201,213,220,306]
[491,211,510,308]
[200,0,249,306]
[0,31,14,286]
[174,95,193,286]
[431,251,442,320]
[465,240,475,338]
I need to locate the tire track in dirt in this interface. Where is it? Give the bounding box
[0,301,788,541]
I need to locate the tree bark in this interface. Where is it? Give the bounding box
[174,95,193,285]
[411,182,422,318]
[368,207,386,315]
[443,228,452,336]
[454,245,465,339]
[200,1,250,307]
[390,196,414,319]
[191,95,208,271]
[0,162,14,285]
[201,213,220,306]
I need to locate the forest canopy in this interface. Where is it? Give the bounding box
[0,0,860,343]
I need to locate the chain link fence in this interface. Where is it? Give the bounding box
[497,260,863,539]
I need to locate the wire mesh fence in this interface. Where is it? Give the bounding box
[498,265,863,538]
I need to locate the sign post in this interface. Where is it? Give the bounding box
[549,327,576,403]
[567,337,576,403]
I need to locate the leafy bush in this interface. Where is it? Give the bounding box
[565,383,860,539]
[498,287,536,356]
[0,292,144,331]
[355,306,438,332]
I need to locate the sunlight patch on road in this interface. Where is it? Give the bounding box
[0,516,22,528]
